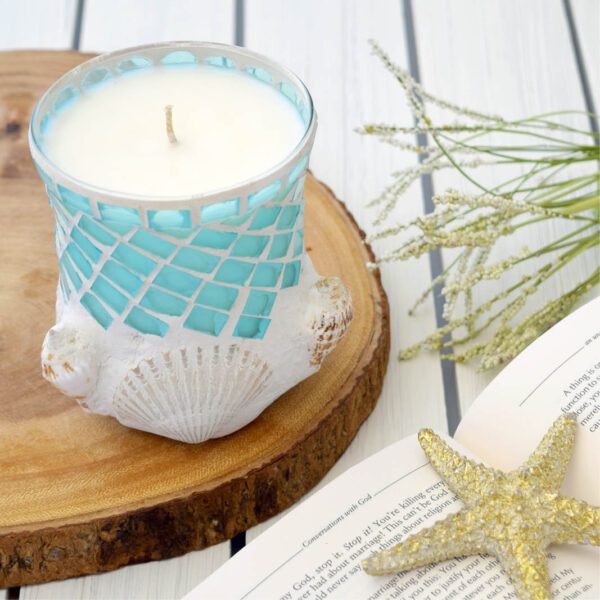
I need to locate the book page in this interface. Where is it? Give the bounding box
[188,434,598,599]
[456,296,600,504]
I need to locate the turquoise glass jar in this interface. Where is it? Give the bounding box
[30,42,352,443]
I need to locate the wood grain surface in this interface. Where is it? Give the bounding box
[0,51,390,588]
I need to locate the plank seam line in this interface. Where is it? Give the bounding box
[231,0,247,560]
[71,0,85,51]
[235,0,245,46]
[401,0,461,435]
[562,0,599,138]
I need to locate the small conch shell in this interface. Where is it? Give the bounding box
[41,322,98,401]
[306,276,353,367]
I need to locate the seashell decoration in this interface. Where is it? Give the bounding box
[40,270,352,443]
[41,321,99,403]
[306,277,353,367]
[113,345,275,443]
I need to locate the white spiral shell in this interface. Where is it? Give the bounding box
[41,322,99,403]
[306,277,353,367]
[112,345,274,443]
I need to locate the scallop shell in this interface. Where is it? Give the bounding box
[112,345,274,443]
[306,276,353,367]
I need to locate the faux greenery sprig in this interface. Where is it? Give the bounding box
[360,41,599,370]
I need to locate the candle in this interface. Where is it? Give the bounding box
[42,65,306,197]
[30,44,356,445]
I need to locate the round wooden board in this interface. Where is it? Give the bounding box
[0,51,390,588]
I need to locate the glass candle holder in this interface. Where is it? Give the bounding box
[29,42,352,443]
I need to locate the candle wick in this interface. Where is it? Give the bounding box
[165,104,178,144]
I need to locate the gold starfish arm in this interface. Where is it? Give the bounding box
[519,413,577,489]
[418,429,500,506]
[497,540,550,600]
[362,510,485,576]
[551,496,600,545]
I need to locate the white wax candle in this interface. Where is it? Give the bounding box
[43,66,306,198]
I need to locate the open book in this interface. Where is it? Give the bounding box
[188,297,600,600]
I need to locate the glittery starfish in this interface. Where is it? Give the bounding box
[362,414,600,600]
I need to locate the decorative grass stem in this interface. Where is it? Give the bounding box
[361,40,599,370]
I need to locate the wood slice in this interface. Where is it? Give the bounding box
[0,51,390,588]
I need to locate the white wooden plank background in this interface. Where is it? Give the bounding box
[1,1,597,598]
[412,0,599,415]
[0,0,78,49]
[79,0,234,53]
